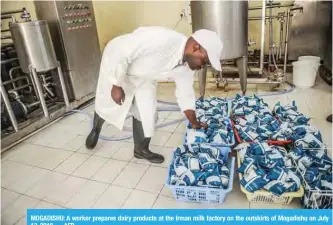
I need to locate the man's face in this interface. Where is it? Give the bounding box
[184,44,209,70]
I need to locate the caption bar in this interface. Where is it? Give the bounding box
[28,209,331,225]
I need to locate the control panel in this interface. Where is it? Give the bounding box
[62,3,93,31]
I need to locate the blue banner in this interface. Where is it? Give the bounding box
[27,209,331,225]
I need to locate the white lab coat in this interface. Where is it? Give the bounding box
[95,27,196,137]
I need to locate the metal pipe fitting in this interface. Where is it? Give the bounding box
[0,83,19,132]
[259,0,266,74]
[8,66,21,89]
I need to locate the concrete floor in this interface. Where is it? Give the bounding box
[1,75,332,225]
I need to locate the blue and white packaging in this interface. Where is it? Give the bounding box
[240,169,269,192]
[186,129,208,144]
[266,166,288,181]
[263,180,287,196]
[238,157,256,174]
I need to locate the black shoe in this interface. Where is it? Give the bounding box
[132,117,164,164]
[327,115,332,123]
[85,112,105,149]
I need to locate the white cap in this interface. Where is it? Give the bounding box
[191,29,223,71]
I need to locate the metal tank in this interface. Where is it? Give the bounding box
[191,1,248,60]
[9,20,58,74]
[191,1,248,95]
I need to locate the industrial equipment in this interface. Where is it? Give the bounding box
[1,1,101,151]
[190,0,309,96]
[34,1,101,101]
[191,0,248,95]
[9,20,70,118]
[288,1,332,61]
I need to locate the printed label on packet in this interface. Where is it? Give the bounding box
[239,118,247,126]
[247,99,257,107]
[248,131,259,140]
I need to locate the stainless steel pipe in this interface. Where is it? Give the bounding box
[278,18,284,60]
[1,58,18,65]
[198,67,208,97]
[249,16,283,20]
[3,76,29,86]
[225,78,283,84]
[237,56,248,95]
[8,84,31,92]
[1,15,16,23]
[8,66,21,89]
[259,0,266,74]
[249,3,294,10]
[57,62,70,107]
[284,9,291,74]
[1,9,24,16]
[0,83,19,132]
[30,67,49,117]
[1,35,12,40]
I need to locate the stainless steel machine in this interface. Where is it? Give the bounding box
[191,0,310,96]
[1,1,101,151]
[191,0,249,95]
[34,1,101,101]
[9,20,70,118]
[288,1,332,61]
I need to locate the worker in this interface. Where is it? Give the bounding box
[85,26,223,164]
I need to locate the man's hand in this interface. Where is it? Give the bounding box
[191,121,208,129]
[184,110,208,129]
[111,85,125,105]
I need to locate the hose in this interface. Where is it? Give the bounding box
[271,46,280,71]
[64,83,295,141]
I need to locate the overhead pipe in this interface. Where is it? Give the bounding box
[249,3,294,10]
[1,14,16,23]
[259,0,266,74]
[1,9,24,16]
[249,15,285,20]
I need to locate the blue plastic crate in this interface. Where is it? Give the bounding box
[166,146,235,204]
[184,118,235,147]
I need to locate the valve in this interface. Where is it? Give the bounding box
[20,7,31,22]
[248,39,256,46]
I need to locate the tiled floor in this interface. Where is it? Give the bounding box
[1,75,332,225]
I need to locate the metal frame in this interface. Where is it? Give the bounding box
[1,92,94,152]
